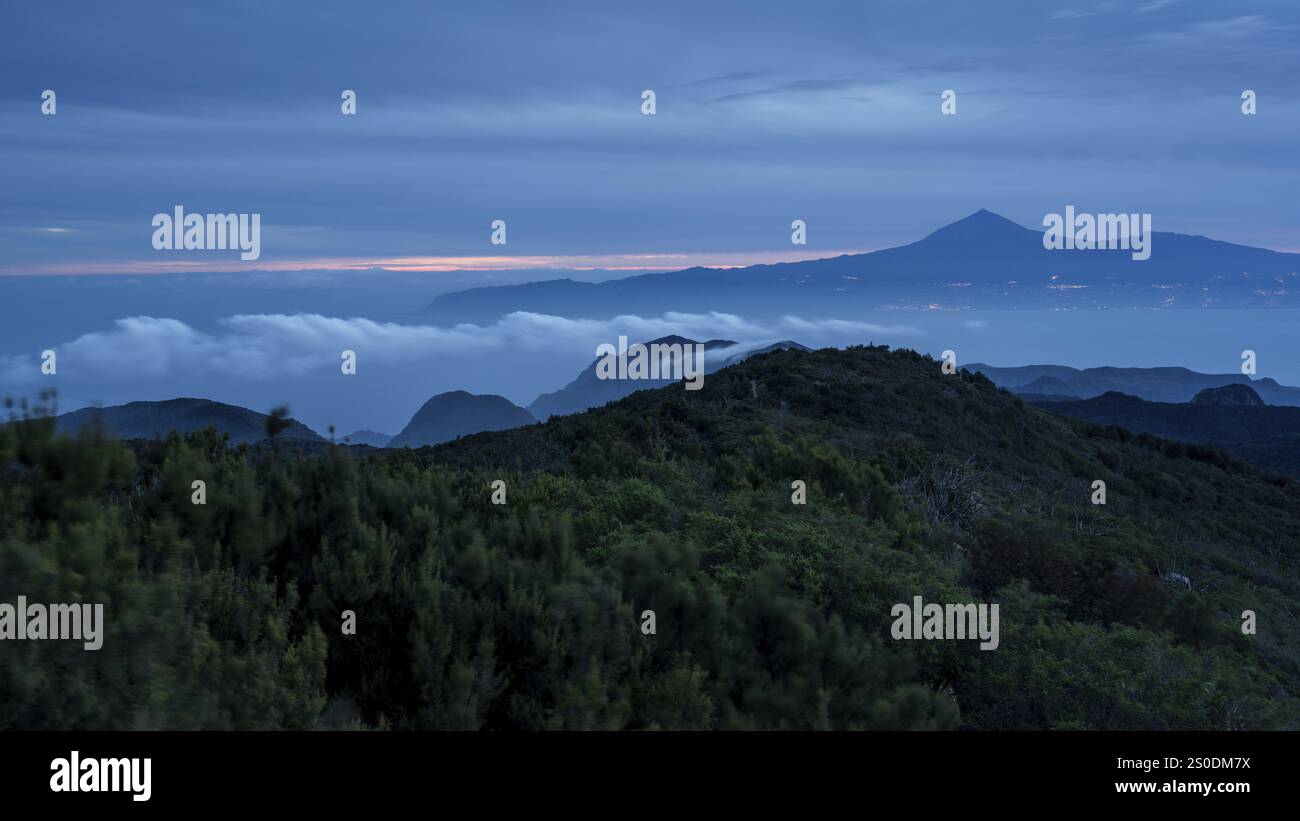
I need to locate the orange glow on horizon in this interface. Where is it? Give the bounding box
[0,249,875,276]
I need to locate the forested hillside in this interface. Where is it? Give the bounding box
[3,345,1298,730]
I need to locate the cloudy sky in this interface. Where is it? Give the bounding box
[3,0,1299,274]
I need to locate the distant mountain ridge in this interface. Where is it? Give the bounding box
[427,209,1300,322]
[56,398,323,444]
[342,429,393,447]
[1028,390,1300,476]
[969,363,1300,406]
[45,340,808,451]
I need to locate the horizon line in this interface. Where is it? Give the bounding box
[0,248,878,277]
[6,208,1300,276]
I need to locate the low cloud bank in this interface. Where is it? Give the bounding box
[1,311,922,387]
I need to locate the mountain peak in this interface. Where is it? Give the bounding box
[645,335,738,350]
[917,209,1037,245]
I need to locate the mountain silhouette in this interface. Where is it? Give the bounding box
[342,429,393,447]
[916,208,1035,244]
[1030,390,1300,476]
[389,390,536,448]
[427,210,1300,322]
[1191,384,1265,406]
[969,363,1300,406]
[56,398,323,444]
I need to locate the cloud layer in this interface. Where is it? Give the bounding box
[0,311,922,388]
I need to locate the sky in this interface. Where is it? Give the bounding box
[2,0,1299,274]
[2,0,1299,435]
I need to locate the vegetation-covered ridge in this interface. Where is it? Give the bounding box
[3,345,1298,730]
